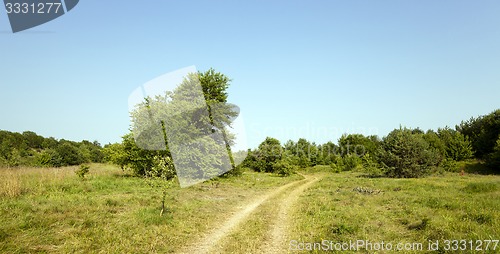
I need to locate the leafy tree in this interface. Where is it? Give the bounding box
[457,109,500,158]
[79,140,104,163]
[338,134,380,157]
[272,151,297,176]
[486,137,500,169]
[284,138,319,167]
[381,127,441,178]
[423,130,446,157]
[318,141,339,165]
[128,69,238,182]
[145,156,176,216]
[437,127,473,161]
[35,149,63,167]
[103,143,128,169]
[341,153,362,171]
[41,137,59,149]
[56,142,85,166]
[75,164,90,180]
[22,131,44,149]
[119,133,168,176]
[246,137,283,172]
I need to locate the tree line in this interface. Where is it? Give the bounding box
[241,109,500,177]
[2,68,498,181]
[0,130,104,167]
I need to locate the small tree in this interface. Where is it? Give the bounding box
[75,164,90,180]
[251,137,283,172]
[145,156,176,216]
[273,151,297,176]
[486,137,500,169]
[438,127,473,161]
[381,128,441,178]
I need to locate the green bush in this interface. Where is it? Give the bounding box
[342,154,362,171]
[56,143,86,166]
[381,128,442,178]
[35,149,63,167]
[272,159,296,176]
[330,163,342,173]
[361,154,383,175]
[147,156,176,180]
[441,158,460,172]
[75,164,90,180]
[438,128,473,161]
[485,137,500,169]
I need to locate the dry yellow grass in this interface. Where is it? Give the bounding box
[0,163,121,197]
[0,170,22,198]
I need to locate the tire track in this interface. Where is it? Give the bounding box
[179,176,317,254]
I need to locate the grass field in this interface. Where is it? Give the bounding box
[1,164,499,253]
[291,169,500,253]
[0,164,301,253]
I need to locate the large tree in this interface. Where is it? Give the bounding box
[457,109,500,158]
[129,69,238,184]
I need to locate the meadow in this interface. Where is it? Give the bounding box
[0,164,301,253]
[291,166,500,253]
[0,164,498,253]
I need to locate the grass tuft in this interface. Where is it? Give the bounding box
[463,182,498,193]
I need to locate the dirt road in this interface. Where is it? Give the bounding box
[179,174,320,254]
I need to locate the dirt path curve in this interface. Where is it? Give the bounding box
[262,174,320,254]
[179,174,319,254]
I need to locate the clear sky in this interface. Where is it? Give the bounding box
[1,1,499,148]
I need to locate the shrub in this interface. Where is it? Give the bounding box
[438,128,473,161]
[273,159,296,176]
[381,128,441,178]
[441,158,460,172]
[361,154,383,175]
[485,137,500,169]
[56,143,86,166]
[147,156,176,180]
[330,163,342,173]
[342,154,362,171]
[35,149,63,167]
[75,164,90,180]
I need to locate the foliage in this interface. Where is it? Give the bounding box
[338,134,381,157]
[437,127,473,161]
[441,158,460,172]
[341,153,362,171]
[485,137,500,169]
[381,127,441,178]
[75,164,90,180]
[118,133,169,176]
[144,156,176,216]
[273,151,297,176]
[127,69,238,181]
[0,130,103,168]
[102,143,128,169]
[56,142,86,166]
[318,141,339,165]
[457,109,500,158]
[250,137,283,172]
[35,149,63,167]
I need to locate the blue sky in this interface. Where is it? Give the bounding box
[1,1,499,148]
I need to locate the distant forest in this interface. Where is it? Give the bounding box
[1,109,499,178]
[0,131,103,167]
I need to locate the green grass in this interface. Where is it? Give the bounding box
[1,164,499,253]
[0,164,301,253]
[290,170,500,253]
